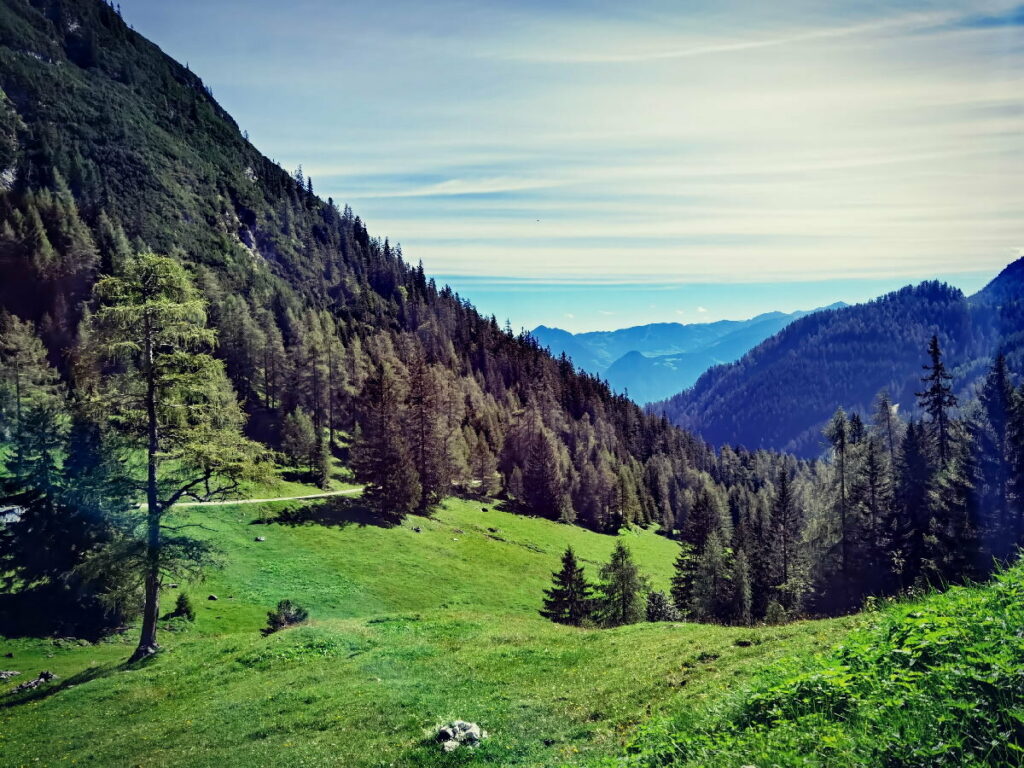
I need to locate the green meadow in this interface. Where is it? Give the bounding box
[0,494,853,767]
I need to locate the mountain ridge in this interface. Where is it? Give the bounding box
[654,268,1024,456]
[531,303,849,403]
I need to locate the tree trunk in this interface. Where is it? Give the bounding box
[130,325,161,663]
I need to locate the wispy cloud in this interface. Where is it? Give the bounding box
[120,0,1024,294]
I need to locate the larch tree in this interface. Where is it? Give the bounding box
[406,356,450,510]
[351,363,421,519]
[88,253,271,662]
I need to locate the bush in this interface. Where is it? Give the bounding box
[167,593,195,622]
[262,599,309,636]
[764,600,788,625]
[646,590,683,622]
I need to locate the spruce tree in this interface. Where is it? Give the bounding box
[976,355,1015,558]
[917,335,958,468]
[769,468,802,598]
[691,529,731,623]
[539,546,592,626]
[280,407,316,471]
[597,541,647,627]
[891,421,933,587]
[523,427,565,519]
[669,541,696,618]
[406,356,449,510]
[824,408,851,588]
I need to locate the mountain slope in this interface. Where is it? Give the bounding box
[532,306,845,404]
[656,270,1024,456]
[0,494,853,768]
[604,559,1024,767]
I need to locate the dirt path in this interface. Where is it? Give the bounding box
[144,487,363,509]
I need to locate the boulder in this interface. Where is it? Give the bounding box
[0,670,20,681]
[436,720,487,752]
[207,594,218,601]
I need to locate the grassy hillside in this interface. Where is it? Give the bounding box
[597,561,1024,768]
[0,495,853,767]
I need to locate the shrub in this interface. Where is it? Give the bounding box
[646,590,683,622]
[262,599,309,636]
[167,593,195,622]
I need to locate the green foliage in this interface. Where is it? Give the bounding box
[87,252,271,658]
[606,561,1024,768]
[350,364,421,519]
[597,541,648,627]
[0,495,852,767]
[540,546,593,626]
[173,592,196,622]
[280,407,316,469]
[645,590,681,622]
[262,599,310,636]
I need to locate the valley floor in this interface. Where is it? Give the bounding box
[0,494,853,767]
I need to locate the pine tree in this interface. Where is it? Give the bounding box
[280,407,316,471]
[523,427,565,519]
[824,408,851,590]
[539,546,592,626]
[351,363,421,519]
[597,541,647,627]
[890,421,933,587]
[917,335,958,468]
[871,390,904,468]
[921,423,979,585]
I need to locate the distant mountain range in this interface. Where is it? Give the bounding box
[531,304,847,404]
[653,259,1024,457]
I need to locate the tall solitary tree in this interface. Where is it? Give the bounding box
[917,335,958,468]
[89,253,270,662]
[539,546,592,626]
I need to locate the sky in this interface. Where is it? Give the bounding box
[118,0,1022,332]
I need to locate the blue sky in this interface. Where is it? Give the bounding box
[119,0,1022,331]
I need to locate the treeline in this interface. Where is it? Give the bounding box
[646,338,1024,625]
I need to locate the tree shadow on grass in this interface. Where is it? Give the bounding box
[264,496,400,529]
[1,659,125,709]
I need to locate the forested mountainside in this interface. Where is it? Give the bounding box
[655,272,1024,457]
[531,306,842,404]
[2,0,1024,650]
[0,1,777,568]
